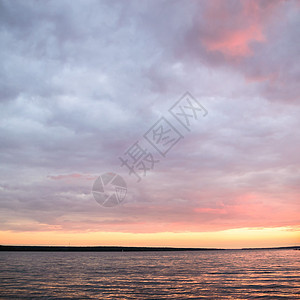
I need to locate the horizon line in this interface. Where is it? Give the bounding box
[1,245,299,252]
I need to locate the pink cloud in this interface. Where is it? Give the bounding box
[203,24,265,57]
[47,173,96,181]
[199,1,277,58]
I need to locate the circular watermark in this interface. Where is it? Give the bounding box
[92,172,127,207]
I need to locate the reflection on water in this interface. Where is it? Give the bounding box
[0,249,299,299]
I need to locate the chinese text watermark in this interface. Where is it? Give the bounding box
[93,92,208,207]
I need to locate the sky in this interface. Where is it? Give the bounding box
[0,0,299,248]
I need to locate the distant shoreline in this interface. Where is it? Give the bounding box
[0,245,299,252]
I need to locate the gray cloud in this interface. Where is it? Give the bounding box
[0,0,299,234]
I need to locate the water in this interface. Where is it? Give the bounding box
[0,249,299,299]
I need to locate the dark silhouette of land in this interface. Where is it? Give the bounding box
[0,245,299,252]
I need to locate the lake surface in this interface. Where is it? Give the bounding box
[0,249,299,299]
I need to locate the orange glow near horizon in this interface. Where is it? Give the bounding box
[1,227,299,249]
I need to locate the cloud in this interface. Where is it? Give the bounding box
[178,0,300,102]
[0,0,299,237]
[200,0,266,57]
[47,173,96,180]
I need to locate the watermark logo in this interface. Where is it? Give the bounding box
[92,172,127,207]
[92,92,207,207]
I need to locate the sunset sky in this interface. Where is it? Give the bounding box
[0,0,299,248]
